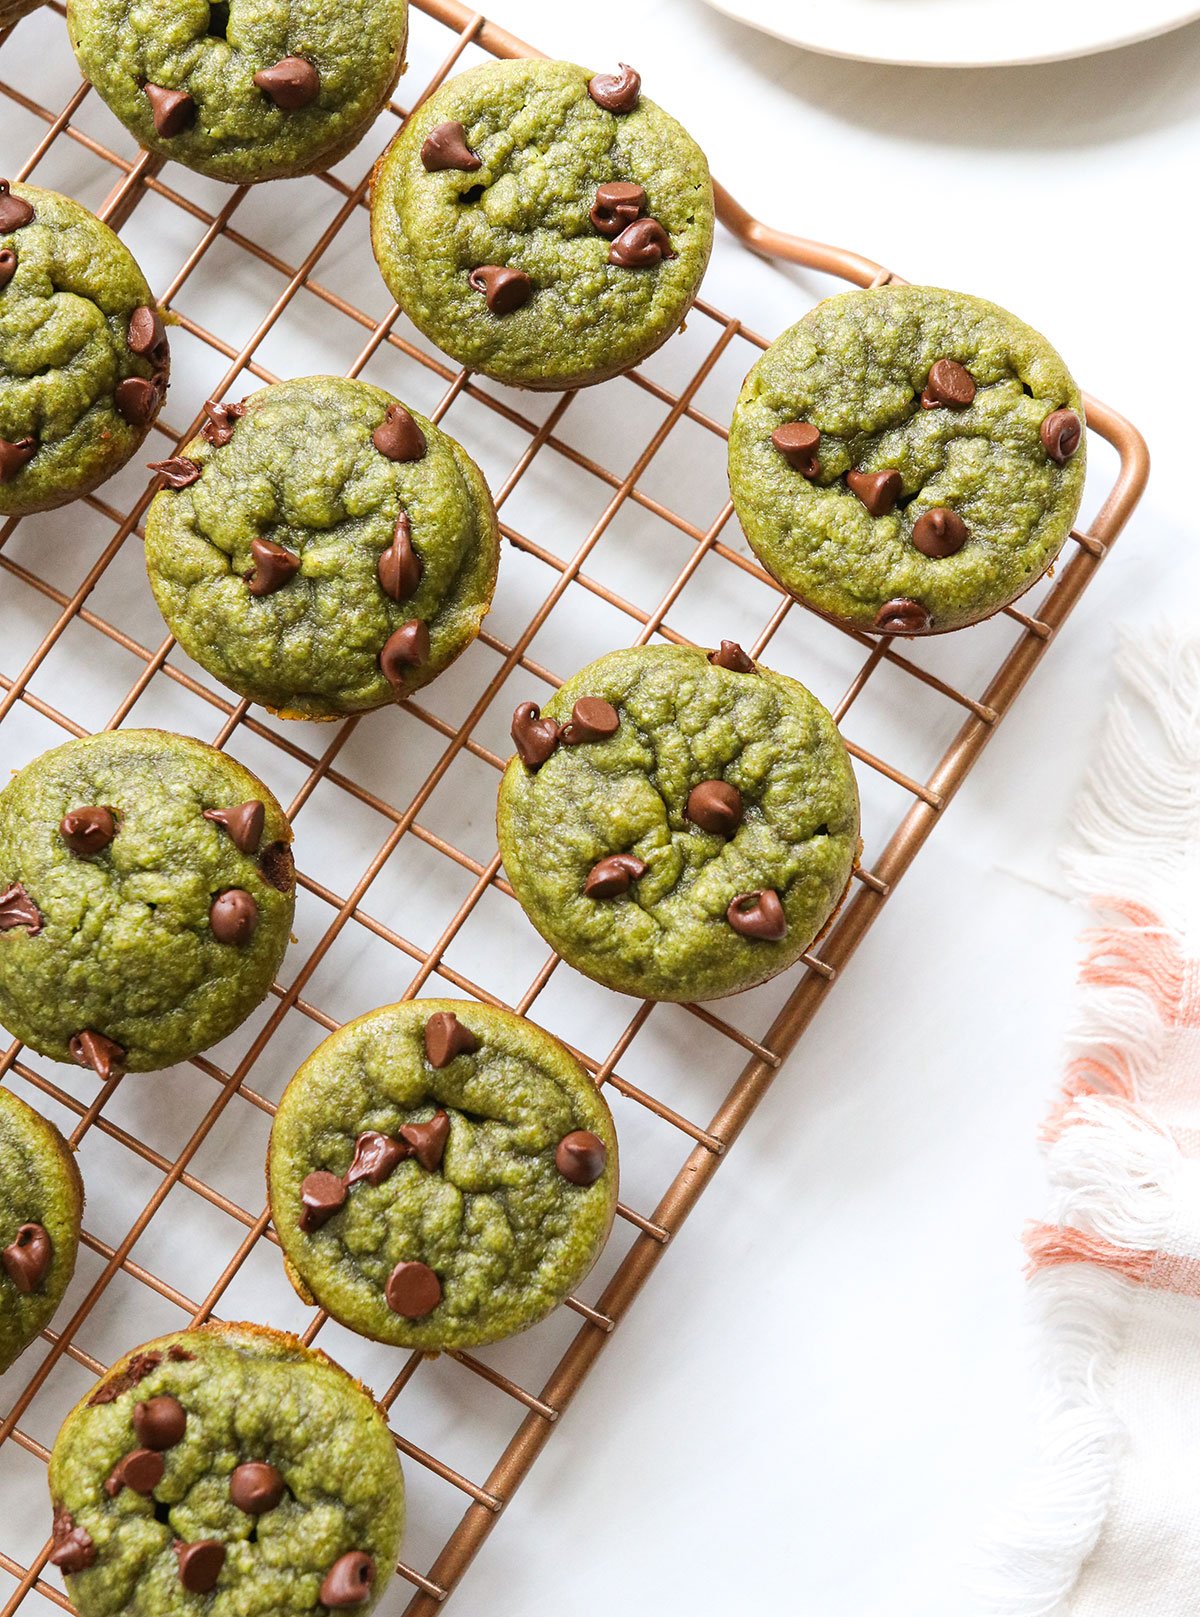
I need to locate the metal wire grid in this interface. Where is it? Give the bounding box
[0,1,1149,1612]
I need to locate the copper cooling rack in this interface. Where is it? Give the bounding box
[0,1,1150,1612]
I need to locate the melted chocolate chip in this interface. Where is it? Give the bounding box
[584,852,646,898]
[511,702,561,769]
[88,1351,163,1405]
[590,180,646,236]
[608,217,675,268]
[379,620,430,688]
[373,403,426,462]
[49,1508,96,1573]
[588,63,641,114]
[468,264,533,314]
[148,456,202,489]
[258,841,294,892]
[134,1394,187,1450]
[245,537,300,596]
[708,640,756,673]
[105,1447,164,1497]
[385,1261,441,1320]
[911,507,968,558]
[1,1223,51,1292]
[377,511,422,600]
[0,881,42,933]
[229,1461,285,1515]
[201,398,246,447]
[299,1170,347,1232]
[555,1130,607,1185]
[253,56,319,110]
[209,889,258,945]
[686,780,743,836]
[1041,407,1082,465]
[114,376,161,428]
[0,180,34,233]
[873,598,931,635]
[846,468,902,518]
[203,800,264,855]
[345,1131,410,1188]
[424,1010,479,1069]
[921,358,976,410]
[60,805,116,857]
[320,1551,376,1608]
[0,436,36,481]
[399,1111,450,1172]
[128,305,168,361]
[144,84,196,138]
[420,120,481,172]
[0,249,17,288]
[70,1029,125,1081]
[771,422,820,478]
[562,697,619,745]
[726,889,787,941]
[175,1540,225,1595]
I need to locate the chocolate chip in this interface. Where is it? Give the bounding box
[320,1551,376,1608]
[608,217,675,268]
[420,119,481,172]
[727,889,787,941]
[584,852,646,898]
[873,598,931,635]
[114,376,160,428]
[588,63,641,113]
[0,249,17,288]
[209,889,257,945]
[911,507,968,558]
[468,264,533,315]
[708,640,756,673]
[345,1131,409,1188]
[299,1170,347,1232]
[175,1540,225,1595]
[846,468,902,518]
[0,436,36,481]
[399,1110,450,1172]
[253,56,319,109]
[49,1509,95,1573]
[0,180,34,233]
[379,620,429,688]
[105,1446,165,1497]
[229,1461,285,1515]
[133,1394,187,1450]
[921,358,976,410]
[144,84,196,138]
[562,697,619,745]
[686,780,743,836]
[127,304,168,361]
[2,1223,51,1292]
[1041,407,1082,465]
[246,537,301,596]
[589,180,646,236]
[203,800,264,855]
[258,841,294,892]
[88,1351,163,1404]
[771,422,820,478]
[70,1029,125,1081]
[555,1130,607,1185]
[59,805,116,857]
[385,1261,441,1320]
[373,402,426,462]
[377,511,422,600]
[511,702,561,769]
[201,398,246,447]
[0,881,42,933]
[424,1010,479,1068]
[169,1345,195,1362]
[148,456,201,489]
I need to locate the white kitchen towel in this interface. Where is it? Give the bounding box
[975,629,1200,1616]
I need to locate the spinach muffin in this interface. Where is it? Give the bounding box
[0,180,169,517]
[728,285,1087,635]
[497,643,859,1001]
[370,57,714,389]
[144,377,499,720]
[47,1323,405,1615]
[67,0,408,185]
[0,729,295,1075]
[1,1086,82,1374]
[268,1000,618,1352]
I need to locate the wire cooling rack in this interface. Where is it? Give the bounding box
[0,2,1150,1612]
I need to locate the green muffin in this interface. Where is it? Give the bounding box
[0,729,295,1074]
[1,1086,82,1374]
[144,377,499,720]
[67,0,408,185]
[728,285,1087,635]
[47,1323,405,1616]
[268,1000,618,1352]
[497,643,859,1002]
[0,180,169,517]
[370,58,714,389]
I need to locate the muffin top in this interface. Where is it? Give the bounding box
[0,1087,82,1373]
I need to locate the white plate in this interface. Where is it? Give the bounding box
[697,0,1200,68]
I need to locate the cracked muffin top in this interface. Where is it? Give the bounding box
[143,377,499,720]
[370,57,714,389]
[0,181,169,517]
[0,1085,82,1374]
[0,729,295,1074]
[47,1323,405,1617]
[66,0,409,184]
[268,1000,618,1352]
[496,643,859,1002]
[728,285,1087,635]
